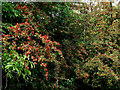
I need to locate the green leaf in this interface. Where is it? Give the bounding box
[5,65,13,69]
[31,63,33,69]
[28,70,31,75]
[24,68,28,75]
[22,74,26,79]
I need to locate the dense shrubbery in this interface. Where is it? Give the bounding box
[2,2,120,89]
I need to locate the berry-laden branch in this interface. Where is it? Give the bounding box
[2,21,67,85]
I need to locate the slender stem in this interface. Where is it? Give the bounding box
[4,74,8,89]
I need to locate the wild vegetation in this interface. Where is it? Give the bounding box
[2,2,120,89]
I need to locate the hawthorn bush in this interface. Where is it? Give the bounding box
[2,21,68,89]
[72,2,120,89]
[2,2,120,89]
[2,2,68,89]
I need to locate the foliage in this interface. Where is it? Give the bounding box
[72,2,120,88]
[2,2,120,89]
[2,4,66,88]
[2,2,23,24]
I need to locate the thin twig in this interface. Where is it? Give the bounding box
[4,74,8,89]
